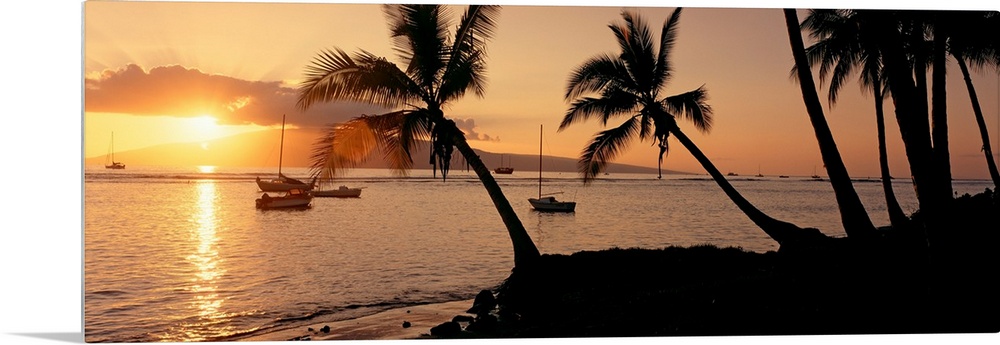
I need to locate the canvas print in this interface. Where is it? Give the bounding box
[83,1,999,342]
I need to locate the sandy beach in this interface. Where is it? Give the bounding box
[237,299,476,341]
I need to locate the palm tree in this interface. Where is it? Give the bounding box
[938,10,1000,188]
[296,4,541,267]
[824,10,943,217]
[784,9,878,239]
[799,9,909,228]
[560,8,824,245]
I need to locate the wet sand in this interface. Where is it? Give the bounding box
[238,299,475,341]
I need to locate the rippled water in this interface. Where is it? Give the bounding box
[83,166,993,342]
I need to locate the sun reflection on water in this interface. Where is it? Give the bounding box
[164,180,230,342]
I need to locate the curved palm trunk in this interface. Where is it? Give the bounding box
[784,9,877,239]
[667,121,821,245]
[874,83,910,227]
[440,119,541,267]
[931,26,954,197]
[955,55,1000,188]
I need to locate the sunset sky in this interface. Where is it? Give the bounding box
[80,0,1000,179]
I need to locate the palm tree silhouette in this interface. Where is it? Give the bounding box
[798,9,909,228]
[937,10,1000,188]
[785,9,877,239]
[560,8,823,245]
[296,4,541,267]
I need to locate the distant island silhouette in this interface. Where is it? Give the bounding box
[84,128,679,175]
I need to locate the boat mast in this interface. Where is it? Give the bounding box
[110,131,114,163]
[278,114,285,176]
[538,124,543,199]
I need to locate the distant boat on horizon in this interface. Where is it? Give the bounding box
[755,165,763,178]
[494,154,514,174]
[811,166,821,179]
[104,132,125,170]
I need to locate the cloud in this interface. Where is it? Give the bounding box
[84,64,385,128]
[453,118,500,142]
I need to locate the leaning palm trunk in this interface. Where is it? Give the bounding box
[874,83,910,227]
[955,55,1000,188]
[931,25,954,198]
[784,9,877,239]
[666,119,823,245]
[439,119,541,266]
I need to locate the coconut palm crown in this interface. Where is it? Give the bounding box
[559,8,712,181]
[560,8,825,245]
[298,4,499,180]
[296,4,542,267]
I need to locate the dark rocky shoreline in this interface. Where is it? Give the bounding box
[425,189,1000,339]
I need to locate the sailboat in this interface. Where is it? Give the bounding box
[528,124,576,213]
[104,132,125,169]
[256,114,312,192]
[494,154,514,174]
[756,165,764,178]
[811,165,822,179]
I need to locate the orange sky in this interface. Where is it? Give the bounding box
[79,0,1000,179]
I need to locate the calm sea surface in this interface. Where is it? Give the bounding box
[83,165,993,342]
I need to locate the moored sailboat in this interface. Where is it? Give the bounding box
[257,114,311,192]
[104,132,125,169]
[528,124,576,213]
[494,154,514,174]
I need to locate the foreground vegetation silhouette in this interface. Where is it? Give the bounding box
[414,7,999,339]
[291,5,998,339]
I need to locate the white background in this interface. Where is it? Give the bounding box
[1,1,996,345]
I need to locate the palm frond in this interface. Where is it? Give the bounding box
[651,7,682,92]
[438,49,488,104]
[438,5,500,103]
[565,54,638,101]
[610,10,657,95]
[297,48,420,110]
[384,4,449,95]
[578,115,641,182]
[309,110,431,179]
[560,90,639,130]
[662,85,713,133]
[308,116,380,179]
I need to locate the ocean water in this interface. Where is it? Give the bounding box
[83,166,993,342]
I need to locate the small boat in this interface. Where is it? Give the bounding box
[811,166,821,179]
[727,172,738,176]
[256,188,312,209]
[104,132,125,169]
[257,114,312,192]
[755,165,763,178]
[779,175,790,178]
[313,185,363,198]
[494,154,514,174]
[528,125,576,213]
